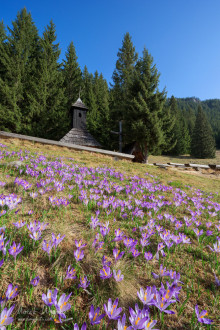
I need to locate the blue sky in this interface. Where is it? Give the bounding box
[1,0,220,100]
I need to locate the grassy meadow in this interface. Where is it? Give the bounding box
[0,137,219,329]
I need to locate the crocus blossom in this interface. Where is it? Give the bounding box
[5,284,19,301]
[65,266,77,280]
[104,298,122,320]
[195,305,213,324]
[8,242,23,260]
[78,276,90,289]
[113,269,124,282]
[100,266,112,279]
[42,289,58,307]
[30,276,40,287]
[0,305,15,329]
[89,305,105,325]
[74,323,87,330]
[55,293,72,318]
[74,248,84,262]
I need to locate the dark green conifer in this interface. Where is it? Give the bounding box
[62,41,82,109]
[83,69,110,147]
[191,105,216,158]
[30,20,66,139]
[111,32,138,124]
[168,96,191,155]
[0,8,40,133]
[125,48,168,162]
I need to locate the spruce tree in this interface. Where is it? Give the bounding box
[125,48,168,162]
[30,20,66,139]
[83,69,110,147]
[191,105,216,158]
[168,96,191,155]
[110,32,138,126]
[62,41,82,109]
[0,8,40,133]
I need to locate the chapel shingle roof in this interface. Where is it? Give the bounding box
[72,98,88,110]
[60,128,101,148]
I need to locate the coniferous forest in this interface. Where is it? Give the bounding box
[0,8,219,159]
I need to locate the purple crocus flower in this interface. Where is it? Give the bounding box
[100,266,112,279]
[153,291,175,314]
[8,242,23,260]
[65,266,77,280]
[42,240,54,256]
[74,248,84,262]
[55,293,72,318]
[0,305,15,328]
[74,323,87,330]
[100,225,110,237]
[140,237,150,248]
[29,230,42,241]
[195,305,213,324]
[123,237,138,249]
[113,269,124,282]
[213,272,220,286]
[89,305,105,325]
[144,319,159,330]
[29,192,38,199]
[27,221,40,233]
[12,220,26,228]
[155,243,165,260]
[113,248,125,262]
[152,265,170,279]
[167,282,182,301]
[129,304,149,329]
[104,298,122,320]
[169,270,183,284]
[131,248,141,258]
[117,313,133,330]
[75,239,87,249]
[95,241,104,253]
[208,239,220,253]
[137,287,155,306]
[30,276,40,287]
[90,216,100,229]
[5,284,19,301]
[52,233,65,248]
[38,221,49,231]
[193,228,203,237]
[0,259,4,268]
[113,228,125,242]
[78,276,90,289]
[102,255,111,267]
[42,288,58,307]
[144,252,153,261]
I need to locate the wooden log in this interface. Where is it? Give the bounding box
[209,164,217,169]
[167,162,185,167]
[185,163,210,169]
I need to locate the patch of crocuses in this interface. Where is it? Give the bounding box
[0,143,219,328]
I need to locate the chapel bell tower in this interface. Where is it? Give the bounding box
[71,97,88,129]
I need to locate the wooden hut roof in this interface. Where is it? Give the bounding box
[60,128,102,148]
[72,98,88,110]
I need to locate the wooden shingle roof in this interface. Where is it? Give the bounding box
[72,98,88,110]
[60,128,101,148]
